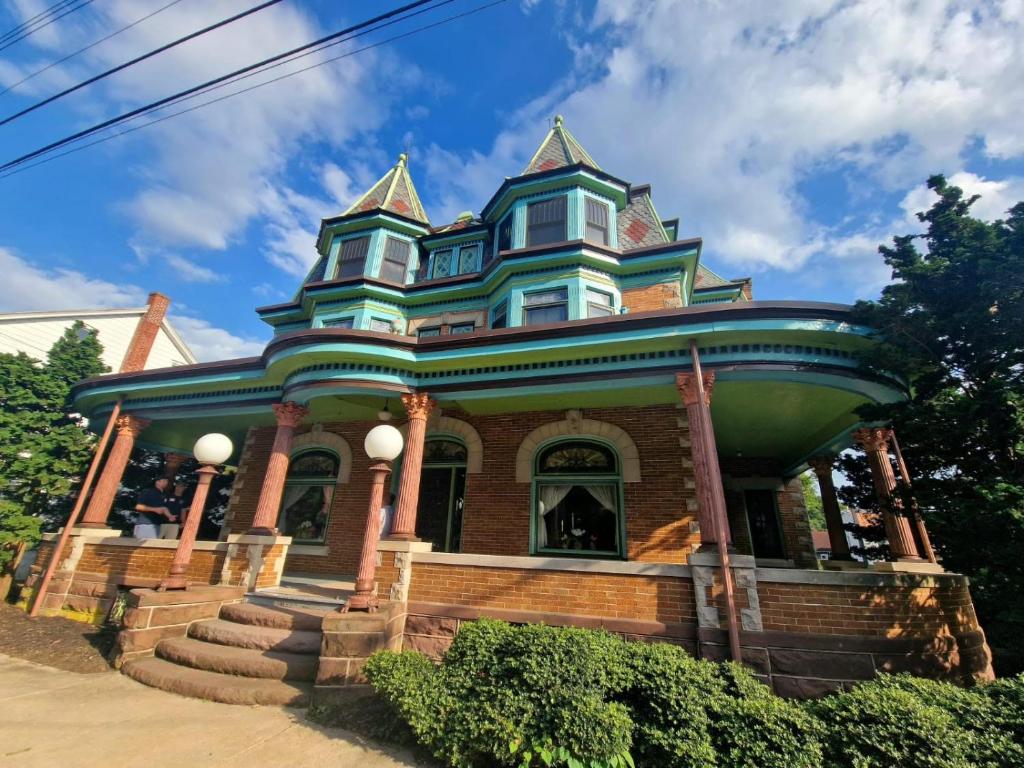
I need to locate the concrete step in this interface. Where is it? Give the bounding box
[189,618,321,655]
[123,656,311,706]
[247,590,346,610]
[157,637,318,681]
[220,601,328,632]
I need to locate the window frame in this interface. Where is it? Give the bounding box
[417,326,441,338]
[368,317,394,334]
[336,235,371,279]
[457,243,481,275]
[585,288,615,318]
[497,214,514,252]
[278,448,340,545]
[491,300,508,329]
[522,286,569,326]
[526,195,568,247]
[321,317,355,329]
[584,196,610,245]
[449,322,475,335]
[379,236,411,284]
[431,248,453,279]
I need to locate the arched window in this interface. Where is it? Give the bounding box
[278,449,339,543]
[534,440,622,557]
[415,439,467,553]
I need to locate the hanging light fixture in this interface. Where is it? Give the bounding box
[378,398,393,421]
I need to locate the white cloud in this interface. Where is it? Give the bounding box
[901,172,1024,224]
[165,254,223,283]
[426,0,1024,287]
[0,247,146,311]
[168,314,266,361]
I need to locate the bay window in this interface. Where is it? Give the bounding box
[523,287,568,325]
[526,196,567,246]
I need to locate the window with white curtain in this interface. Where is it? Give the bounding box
[534,440,622,556]
[278,450,338,543]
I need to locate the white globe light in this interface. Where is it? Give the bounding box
[364,424,404,461]
[193,433,234,465]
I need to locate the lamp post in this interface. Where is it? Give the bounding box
[157,433,233,591]
[344,424,404,612]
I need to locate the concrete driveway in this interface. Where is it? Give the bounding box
[0,654,423,767]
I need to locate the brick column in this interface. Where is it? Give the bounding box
[807,456,852,560]
[389,393,435,540]
[162,452,187,480]
[676,372,720,547]
[79,415,150,528]
[120,292,171,373]
[249,402,308,535]
[853,428,921,561]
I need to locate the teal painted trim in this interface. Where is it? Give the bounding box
[567,188,584,240]
[485,169,628,223]
[323,236,343,282]
[365,230,385,279]
[582,190,618,248]
[512,202,526,250]
[321,212,430,242]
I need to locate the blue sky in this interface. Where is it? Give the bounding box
[1,0,1023,360]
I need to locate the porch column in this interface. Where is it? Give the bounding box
[79,415,150,528]
[807,455,852,560]
[249,401,308,534]
[162,452,187,480]
[853,428,921,561]
[891,431,939,564]
[389,393,436,540]
[676,372,719,547]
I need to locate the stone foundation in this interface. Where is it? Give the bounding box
[314,603,405,705]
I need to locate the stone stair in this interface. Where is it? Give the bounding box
[122,601,330,706]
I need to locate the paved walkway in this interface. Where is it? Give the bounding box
[0,654,422,767]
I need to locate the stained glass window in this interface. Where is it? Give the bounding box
[538,442,616,474]
[423,440,468,464]
[432,249,452,278]
[458,244,480,274]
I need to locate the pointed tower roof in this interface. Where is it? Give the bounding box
[343,153,429,224]
[522,115,601,175]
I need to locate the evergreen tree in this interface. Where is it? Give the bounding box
[848,175,1024,673]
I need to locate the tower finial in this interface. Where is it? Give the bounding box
[554,114,564,127]
[398,152,408,167]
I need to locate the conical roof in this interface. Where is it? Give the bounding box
[522,115,601,175]
[343,153,430,224]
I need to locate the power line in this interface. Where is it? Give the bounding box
[1,0,285,125]
[0,0,95,54]
[0,0,510,181]
[0,0,187,98]
[0,0,77,43]
[0,0,438,171]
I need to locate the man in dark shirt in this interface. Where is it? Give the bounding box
[134,478,172,539]
[160,482,190,539]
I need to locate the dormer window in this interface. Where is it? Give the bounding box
[458,244,480,274]
[432,249,453,278]
[585,198,610,245]
[527,196,567,246]
[498,215,513,252]
[337,236,370,278]
[380,236,410,283]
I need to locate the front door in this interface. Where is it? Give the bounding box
[414,440,467,552]
[743,488,786,559]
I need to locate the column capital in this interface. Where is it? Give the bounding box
[853,427,892,453]
[272,401,308,429]
[115,414,150,437]
[807,455,836,477]
[401,392,436,421]
[674,371,715,407]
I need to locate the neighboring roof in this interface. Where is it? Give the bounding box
[522,115,601,175]
[812,530,832,551]
[342,153,429,225]
[693,265,733,289]
[618,189,669,250]
[430,211,484,235]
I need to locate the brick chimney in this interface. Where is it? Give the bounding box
[120,292,171,373]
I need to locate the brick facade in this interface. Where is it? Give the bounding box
[621,282,683,312]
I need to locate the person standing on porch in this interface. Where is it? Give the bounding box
[133,478,172,539]
[160,482,190,540]
[380,493,396,537]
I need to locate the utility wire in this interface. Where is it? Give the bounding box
[0,0,77,43]
[0,0,95,54]
[1,0,285,125]
[1,0,187,97]
[0,0,437,170]
[0,0,509,181]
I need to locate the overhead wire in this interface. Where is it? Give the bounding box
[0,0,95,54]
[0,0,188,97]
[0,0,440,171]
[0,0,285,124]
[0,0,78,43]
[0,0,510,181]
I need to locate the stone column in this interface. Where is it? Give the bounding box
[249,402,308,535]
[853,428,921,561]
[78,415,150,528]
[675,372,720,547]
[389,393,435,540]
[807,455,852,560]
[162,452,187,480]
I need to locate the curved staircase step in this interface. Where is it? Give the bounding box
[157,637,318,681]
[123,657,311,706]
[220,601,328,632]
[189,618,321,655]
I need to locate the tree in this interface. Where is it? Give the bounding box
[0,322,108,558]
[799,471,826,531]
[848,175,1024,673]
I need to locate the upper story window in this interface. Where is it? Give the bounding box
[523,287,568,325]
[322,317,354,329]
[586,288,614,318]
[337,236,370,279]
[458,244,480,274]
[585,198,610,245]
[527,196,567,246]
[491,300,508,330]
[369,318,393,333]
[417,326,441,338]
[432,249,453,279]
[450,322,475,334]
[498,215,514,252]
[380,237,410,283]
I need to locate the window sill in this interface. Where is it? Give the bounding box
[288,544,329,557]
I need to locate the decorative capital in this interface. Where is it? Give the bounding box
[853,427,892,453]
[807,455,835,476]
[401,392,436,421]
[116,414,150,437]
[273,401,308,429]
[674,371,715,407]
[163,452,188,474]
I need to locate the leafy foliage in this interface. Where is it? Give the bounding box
[845,175,1024,672]
[0,323,108,553]
[799,471,826,531]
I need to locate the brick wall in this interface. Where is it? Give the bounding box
[622,282,683,313]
